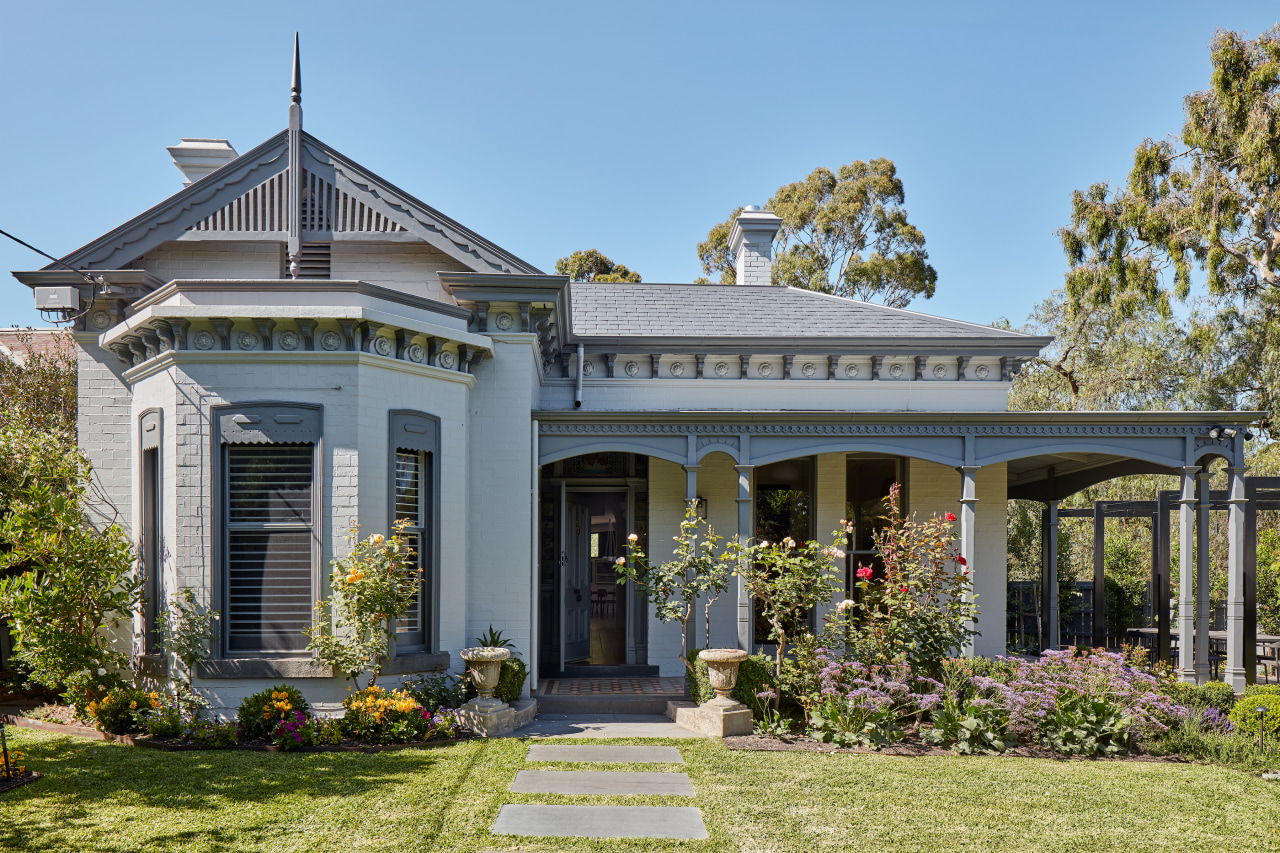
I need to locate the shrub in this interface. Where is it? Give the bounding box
[87,687,162,735]
[1243,683,1280,698]
[461,657,530,705]
[1147,714,1272,771]
[238,684,310,740]
[340,685,458,744]
[156,589,219,711]
[1039,693,1134,757]
[403,671,466,711]
[272,712,343,751]
[921,696,1015,754]
[305,523,422,688]
[178,718,239,748]
[144,706,185,739]
[1228,692,1280,744]
[1161,680,1236,712]
[805,657,919,749]
[831,484,977,677]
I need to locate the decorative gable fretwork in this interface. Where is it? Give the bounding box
[557,352,1028,382]
[187,168,408,235]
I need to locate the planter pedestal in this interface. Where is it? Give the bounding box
[670,650,753,737]
[458,647,518,737]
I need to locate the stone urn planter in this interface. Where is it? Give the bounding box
[699,649,749,703]
[460,646,511,705]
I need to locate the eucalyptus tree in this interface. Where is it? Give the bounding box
[696,159,937,307]
[1058,26,1280,427]
[554,248,642,282]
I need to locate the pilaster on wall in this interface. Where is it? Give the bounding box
[465,335,536,688]
[75,333,133,533]
[814,454,847,627]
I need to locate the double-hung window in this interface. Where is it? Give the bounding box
[390,411,437,652]
[218,404,322,656]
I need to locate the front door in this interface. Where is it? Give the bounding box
[563,501,591,662]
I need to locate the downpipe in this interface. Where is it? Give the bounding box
[574,343,584,409]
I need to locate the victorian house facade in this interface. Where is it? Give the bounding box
[12,65,1257,712]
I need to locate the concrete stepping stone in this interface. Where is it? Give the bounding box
[511,769,695,796]
[492,804,708,839]
[525,744,683,763]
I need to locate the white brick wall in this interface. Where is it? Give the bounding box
[134,242,283,280]
[75,333,133,532]
[331,242,470,303]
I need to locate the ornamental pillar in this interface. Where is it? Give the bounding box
[1176,466,1199,683]
[959,465,979,656]
[1225,465,1249,692]
[735,463,754,652]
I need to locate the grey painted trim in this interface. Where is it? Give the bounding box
[538,439,690,468]
[572,337,1051,356]
[131,279,473,321]
[138,408,163,655]
[976,441,1184,470]
[218,403,322,445]
[12,269,165,292]
[210,401,323,659]
[381,651,450,675]
[388,410,442,654]
[196,659,336,679]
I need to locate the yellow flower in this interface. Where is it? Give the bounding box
[129,701,138,709]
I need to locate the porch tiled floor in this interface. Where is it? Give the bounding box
[539,677,685,695]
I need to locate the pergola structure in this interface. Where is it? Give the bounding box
[1042,477,1280,687]
[536,409,1259,688]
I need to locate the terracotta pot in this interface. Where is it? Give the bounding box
[460,647,511,701]
[699,648,748,701]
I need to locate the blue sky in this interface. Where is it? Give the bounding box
[1,1,1277,330]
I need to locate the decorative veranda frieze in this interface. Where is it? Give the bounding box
[539,422,1220,437]
[554,352,1028,382]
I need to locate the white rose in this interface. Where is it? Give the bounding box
[97,668,106,676]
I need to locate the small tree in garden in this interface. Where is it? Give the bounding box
[738,534,843,702]
[305,521,421,689]
[618,500,736,675]
[156,589,220,711]
[839,483,977,675]
[0,478,141,712]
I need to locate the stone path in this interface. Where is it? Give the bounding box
[489,742,709,842]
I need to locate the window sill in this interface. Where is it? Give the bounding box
[196,659,335,679]
[138,654,169,678]
[383,651,450,675]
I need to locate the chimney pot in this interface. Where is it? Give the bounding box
[167,138,238,186]
[728,208,782,286]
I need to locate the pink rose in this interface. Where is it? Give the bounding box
[856,566,873,581]
[945,512,957,522]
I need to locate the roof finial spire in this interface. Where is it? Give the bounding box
[290,32,302,105]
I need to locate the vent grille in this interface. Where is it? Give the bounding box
[296,242,331,279]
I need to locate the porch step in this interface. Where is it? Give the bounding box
[558,664,660,677]
[532,677,686,715]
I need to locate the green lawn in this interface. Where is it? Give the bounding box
[3,727,1280,852]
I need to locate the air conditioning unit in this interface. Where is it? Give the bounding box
[34,286,81,311]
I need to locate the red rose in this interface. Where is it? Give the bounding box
[956,556,967,566]
[945,512,957,522]
[900,586,908,593]
[856,566,873,581]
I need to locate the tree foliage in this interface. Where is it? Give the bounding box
[1058,27,1280,425]
[618,501,736,675]
[555,249,642,282]
[696,159,937,307]
[0,329,76,439]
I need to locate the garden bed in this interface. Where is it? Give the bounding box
[0,770,41,795]
[724,733,1189,762]
[3,712,479,753]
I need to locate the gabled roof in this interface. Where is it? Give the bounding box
[46,131,541,276]
[569,282,1050,351]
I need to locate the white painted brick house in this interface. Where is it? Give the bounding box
[12,65,1258,711]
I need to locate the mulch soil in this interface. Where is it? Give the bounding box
[723,734,1188,762]
[0,771,41,794]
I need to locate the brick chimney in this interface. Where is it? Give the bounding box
[167,138,238,186]
[728,206,782,286]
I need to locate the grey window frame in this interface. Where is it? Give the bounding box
[212,402,323,658]
[388,410,439,653]
[139,409,163,655]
